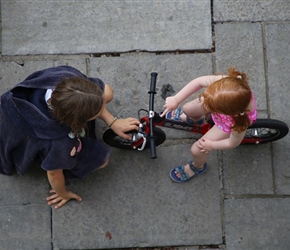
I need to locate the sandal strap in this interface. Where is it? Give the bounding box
[174,107,183,120]
[188,160,207,175]
[174,165,191,181]
[165,107,183,122]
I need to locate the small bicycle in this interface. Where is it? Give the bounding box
[103,73,289,159]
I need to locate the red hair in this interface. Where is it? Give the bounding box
[200,67,252,133]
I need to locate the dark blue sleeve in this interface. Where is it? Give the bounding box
[88,77,105,92]
[39,137,79,171]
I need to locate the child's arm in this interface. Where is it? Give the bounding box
[198,130,246,152]
[98,106,139,140]
[47,169,82,209]
[96,83,139,140]
[161,75,225,117]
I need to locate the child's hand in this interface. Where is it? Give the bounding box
[110,117,139,140]
[197,138,213,153]
[160,96,179,117]
[47,189,82,209]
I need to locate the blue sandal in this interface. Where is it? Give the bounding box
[170,160,207,183]
[165,107,204,125]
[165,107,184,121]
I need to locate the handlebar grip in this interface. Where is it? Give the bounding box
[149,72,158,93]
[149,118,157,159]
[149,72,158,159]
[149,136,157,159]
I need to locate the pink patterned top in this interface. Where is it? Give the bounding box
[211,93,257,134]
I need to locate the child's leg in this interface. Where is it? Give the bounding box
[180,97,205,122]
[191,125,229,168]
[174,125,229,179]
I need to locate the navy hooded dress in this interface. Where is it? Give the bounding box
[0,66,111,180]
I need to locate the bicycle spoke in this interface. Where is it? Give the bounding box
[246,127,280,139]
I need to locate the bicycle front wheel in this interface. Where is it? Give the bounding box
[242,118,289,144]
[103,127,166,150]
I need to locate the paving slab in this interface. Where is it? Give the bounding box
[2,0,212,55]
[0,164,50,249]
[0,162,48,206]
[266,22,290,194]
[266,23,290,121]
[214,0,290,22]
[54,59,87,75]
[0,204,51,249]
[214,22,267,111]
[52,144,222,249]
[0,61,54,94]
[224,198,290,250]
[222,144,273,196]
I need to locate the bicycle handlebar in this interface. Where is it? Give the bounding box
[149,72,158,159]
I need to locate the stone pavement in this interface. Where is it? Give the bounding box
[0,0,290,249]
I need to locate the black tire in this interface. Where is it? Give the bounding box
[243,118,289,144]
[103,127,166,150]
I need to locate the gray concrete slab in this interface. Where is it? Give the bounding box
[0,204,51,249]
[0,162,48,206]
[0,61,54,94]
[0,163,50,249]
[266,22,290,195]
[214,22,267,111]
[266,23,290,121]
[54,59,87,75]
[214,0,290,22]
[2,0,212,55]
[222,144,273,196]
[52,144,222,249]
[272,141,290,195]
[224,198,290,250]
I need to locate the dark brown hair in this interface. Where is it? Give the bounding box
[51,77,104,134]
[200,67,252,133]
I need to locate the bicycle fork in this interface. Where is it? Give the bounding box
[131,123,148,151]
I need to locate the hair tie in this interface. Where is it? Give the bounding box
[237,75,242,79]
[240,112,245,116]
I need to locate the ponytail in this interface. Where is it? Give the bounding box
[227,67,248,83]
[231,112,251,133]
[227,67,251,133]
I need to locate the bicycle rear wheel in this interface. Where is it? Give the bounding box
[242,118,289,144]
[103,127,166,150]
